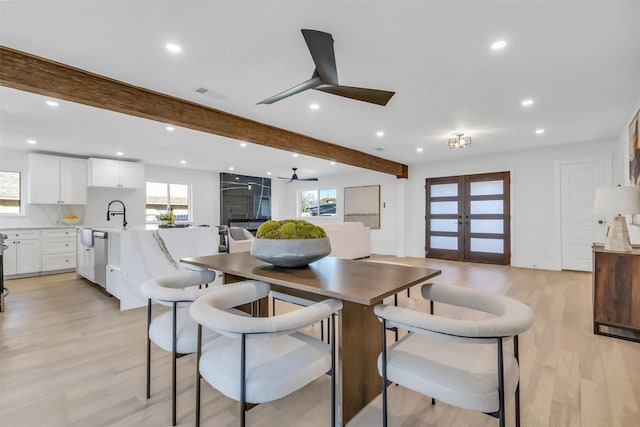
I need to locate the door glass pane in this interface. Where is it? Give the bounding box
[470,219,503,234]
[470,180,503,196]
[430,236,458,250]
[430,219,458,232]
[470,238,504,254]
[431,183,458,197]
[430,201,458,214]
[470,200,503,214]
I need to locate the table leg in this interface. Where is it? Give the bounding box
[339,300,382,426]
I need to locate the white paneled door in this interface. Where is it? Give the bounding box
[560,158,611,271]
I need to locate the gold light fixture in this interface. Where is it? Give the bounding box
[448,133,471,149]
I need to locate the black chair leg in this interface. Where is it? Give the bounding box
[514,335,521,427]
[381,318,388,427]
[172,302,177,426]
[331,314,336,427]
[240,333,247,427]
[195,325,202,427]
[497,337,505,427]
[146,299,152,400]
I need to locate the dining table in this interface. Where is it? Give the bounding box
[181,252,442,426]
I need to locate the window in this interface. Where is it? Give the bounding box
[145,181,191,222]
[297,188,336,217]
[0,170,21,214]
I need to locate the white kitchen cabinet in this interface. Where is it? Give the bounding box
[88,158,144,188]
[42,228,76,271]
[29,154,87,204]
[76,229,95,281]
[3,230,42,276]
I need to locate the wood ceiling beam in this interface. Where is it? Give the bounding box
[0,46,408,179]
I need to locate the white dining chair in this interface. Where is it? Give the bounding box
[189,280,342,427]
[375,283,534,427]
[140,268,219,426]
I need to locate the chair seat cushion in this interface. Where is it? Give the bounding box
[378,333,519,413]
[199,331,331,403]
[149,306,220,354]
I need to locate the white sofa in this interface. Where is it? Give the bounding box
[321,222,371,259]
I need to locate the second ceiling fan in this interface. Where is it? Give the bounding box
[258,29,395,106]
[278,168,319,183]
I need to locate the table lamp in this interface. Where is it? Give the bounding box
[593,186,640,252]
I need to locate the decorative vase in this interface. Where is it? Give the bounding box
[250,237,331,267]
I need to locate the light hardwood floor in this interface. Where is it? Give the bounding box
[1,257,639,427]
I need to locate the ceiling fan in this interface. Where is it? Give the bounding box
[258,29,395,106]
[278,168,319,183]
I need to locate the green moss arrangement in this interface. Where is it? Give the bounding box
[256,219,327,239]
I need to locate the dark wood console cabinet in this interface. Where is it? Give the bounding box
[592,244,640,342]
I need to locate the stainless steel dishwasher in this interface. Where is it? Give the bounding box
[92,231,108,289]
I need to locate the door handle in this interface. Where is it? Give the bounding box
[597,220,604,225]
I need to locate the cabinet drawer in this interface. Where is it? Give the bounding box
[42,228,75,239]
[42,238,76,254]
[43,253,76,271]
[4,230,41,240]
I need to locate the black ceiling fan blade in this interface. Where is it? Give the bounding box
[257,76,322,104]
[301,29,338,85]
[315,85,395,106]
[297,177,319,181]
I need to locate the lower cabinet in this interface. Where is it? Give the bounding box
[4,228,76,278]
[593,244,640,341]
[3,230,41,276]
[42,229,76,271]
[76,230,95,282]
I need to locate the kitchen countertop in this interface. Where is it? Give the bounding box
[1,225,78,230]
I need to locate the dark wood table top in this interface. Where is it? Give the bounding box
[181,252,441,305]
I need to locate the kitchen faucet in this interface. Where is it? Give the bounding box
[107,200,127,228]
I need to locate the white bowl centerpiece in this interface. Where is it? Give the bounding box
[251,219,331,268]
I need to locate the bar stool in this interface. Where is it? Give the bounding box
[140,269,218,426]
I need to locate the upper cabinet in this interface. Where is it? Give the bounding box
[29,154,87,204]
[88,158,144,188]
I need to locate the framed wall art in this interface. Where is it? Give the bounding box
[344,185,380,229]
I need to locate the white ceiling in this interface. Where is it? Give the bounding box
[1,1,639,179]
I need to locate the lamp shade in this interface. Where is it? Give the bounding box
[593,186,640,215]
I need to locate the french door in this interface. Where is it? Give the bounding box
[425,171,511,265]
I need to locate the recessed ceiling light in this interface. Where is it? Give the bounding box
[228,166,235,171]
[240,142,247,148]
[116,152,124,156]
[376,131,385,137]
[292,153,299,157]
[267,172,272,176]
[46,100,59,107]
[416,147,424,152]
[521,99,534,107]
[309,103,320,110]
[27,139,37,144]
[166,126,175,132]
[166,43,182,53]
[180,160,187,164]
[535,129,545,134]
[330,161,336,165]
[491,40,507,50]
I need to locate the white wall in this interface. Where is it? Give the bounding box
[406,138,621,270]
[0,149,221,229]
[275,169,399,255]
